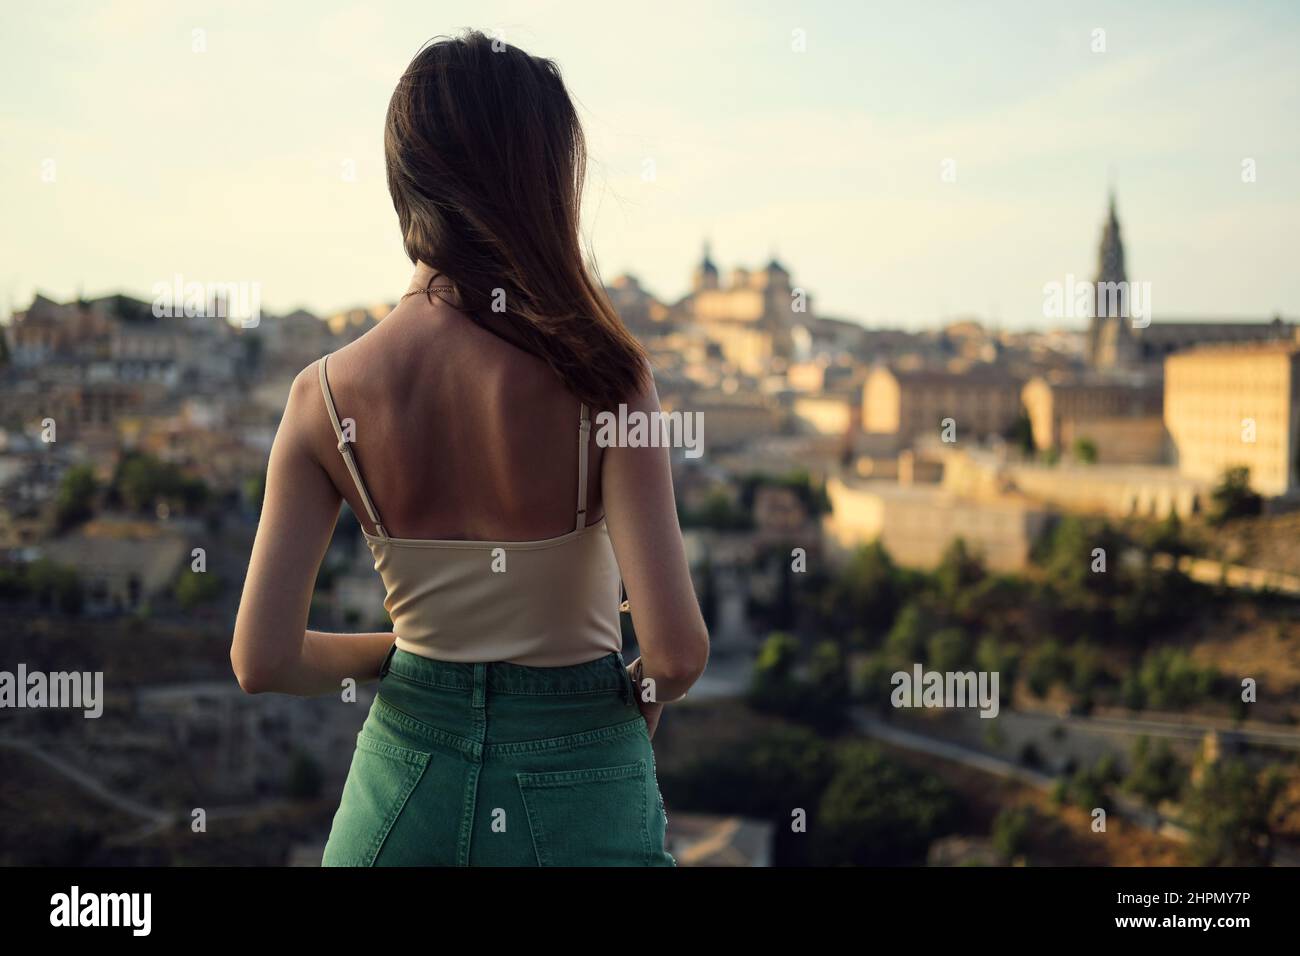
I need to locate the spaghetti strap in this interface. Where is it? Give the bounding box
[317,355,389,539]
[574,401,626,609]
[575,402,590,531]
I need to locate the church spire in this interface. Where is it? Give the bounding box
[1087,189,1135,369]
[1096,191,1126,290]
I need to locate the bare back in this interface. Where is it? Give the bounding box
[310,297,604,542]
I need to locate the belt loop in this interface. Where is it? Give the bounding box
[379,642,397,679]
[472,662,487,709]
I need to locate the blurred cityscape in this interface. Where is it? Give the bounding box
[2,195,1299,866]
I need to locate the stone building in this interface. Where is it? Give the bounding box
[680,242,811,375]
[862,365,1024,446]
[1021,373,1166,463]
[1083,195,1297,368]
[821,476,1049,572]
[1164,342,1300,497]
[1136,316,1298,363]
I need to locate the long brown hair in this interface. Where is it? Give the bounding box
[384,31,647,409]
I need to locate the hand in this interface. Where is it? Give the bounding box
[628,661,665,739]
[637,698,665,739]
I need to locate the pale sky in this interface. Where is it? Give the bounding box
[3,0,1298,329]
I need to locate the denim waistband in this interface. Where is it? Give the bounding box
[382,645,632,699]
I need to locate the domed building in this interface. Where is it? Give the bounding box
[679,242,813,376]
[691,241,720,293]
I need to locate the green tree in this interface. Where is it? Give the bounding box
[1072,436,1099,464]
[1040,516,1091,597]
[806,640,852,734]
[113,452,209,514]
[935,537,984,602]
[1024,639,1068,699]
[814,742,959,865]
[174,570,223,609]
[748,634,850,735]
[1068,641,1106,709]
[926,627,971,673]
[1184,761,1287,866]
[657,725,836,866]
[825,540,899,647]
[54,464,98,531]
[23,559,83,614]
[852,652,898,708]
[1136,647,1216,710]
[747,632,804,717]
[1123,736,1187,808]
[976,635,1020,709]
[1005,412,1036,457]
[884,601,934,666]
[991,806,1034,861]
[1062,753,1122,809]
[740,469,832,518]
[1142,510,1192,562]
[1207,466,1262,526]
[1040,516,1126,604]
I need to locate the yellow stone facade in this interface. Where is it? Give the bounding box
[1164,344,1300,496]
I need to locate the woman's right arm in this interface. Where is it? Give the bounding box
[602,367,710,715]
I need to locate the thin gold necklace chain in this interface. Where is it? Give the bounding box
[400,284,455,301]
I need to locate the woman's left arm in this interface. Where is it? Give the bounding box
[231,365,393,696]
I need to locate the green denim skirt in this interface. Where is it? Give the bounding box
[322,645,676,867]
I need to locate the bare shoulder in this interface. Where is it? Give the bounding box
[299,327,386,399]
[288,357,326,415]
[278,357,335,459]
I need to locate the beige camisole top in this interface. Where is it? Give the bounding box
[317,355,624,667]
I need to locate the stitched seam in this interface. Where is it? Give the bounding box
[516,760,645,787]
[384,668,473,693]
[368,755,428,866]
[385,660,624,697]
[354,732,429,764]
[458,762,482,866]
[372,693,481,759]
[363,517,609,551]
[516,761,647,867]
[485,717,646,758]
[641,758,653,865]
[517,781,550,866]
[343,734,429,866]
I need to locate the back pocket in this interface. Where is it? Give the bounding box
[322,733,430,867]
[517,761,652,866]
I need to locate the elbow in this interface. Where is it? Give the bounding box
[657,628,710,685]
[234,670,270,695]
[230,646,278,695]
[232,661,270,695]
